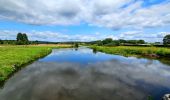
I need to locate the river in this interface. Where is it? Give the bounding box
[0,47,170,100]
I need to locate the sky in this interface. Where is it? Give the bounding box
[0,0,170,42]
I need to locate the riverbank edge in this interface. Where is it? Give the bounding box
[90,46,170,59]
[0,46,73,86]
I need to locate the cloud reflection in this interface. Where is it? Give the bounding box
[1,59,170,100]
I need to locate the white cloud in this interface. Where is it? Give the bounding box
[118,31,170,42]
[0,30,118,42]
[0,0,170,29]
[0,30,169,42]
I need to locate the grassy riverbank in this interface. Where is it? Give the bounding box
[0,45,72,83]
[90,46,170,58]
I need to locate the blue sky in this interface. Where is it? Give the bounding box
[0,0,170,42]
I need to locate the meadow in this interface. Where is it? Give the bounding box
[90,46,170,58]
[0,44,72,83]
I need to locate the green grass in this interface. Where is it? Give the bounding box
[90,46,170,57]
[0,45,72,83]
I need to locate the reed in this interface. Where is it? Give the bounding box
[90,46,170,57]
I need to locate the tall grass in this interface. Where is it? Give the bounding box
[0,45,72,83]
[0,46,52,82]
[90,46,170,57]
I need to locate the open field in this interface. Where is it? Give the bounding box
[90,46,170,58]
[0,44,72,83]
[33,44,73,48]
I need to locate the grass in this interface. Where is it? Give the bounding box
[0,44,72,83]
[90,46,170,57]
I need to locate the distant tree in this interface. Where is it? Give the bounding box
[137,40,145,44]
[102,38,113,45]
[22,33,29,44]
[126,40,138,44]
[119,39,126,43]
[96,40,103,46]
[35,40,39,44]
[16,33,23,41]
[105,41,120,46]
[74,43,79,48]
[23,33,28,41]
[0,39,3,44]
[16,33,29,45]
[163,34,170,45]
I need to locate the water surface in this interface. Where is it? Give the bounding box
[0,47,170,100]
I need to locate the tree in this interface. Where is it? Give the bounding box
[119,39,126,43]
[137,40,145,44]
[163,34,170,45]
[0,39,3,44]
[23,33,28,41]
[102,38,113,45]
[16,33,23,41]
[16,33,29,45]
[22,33,29,44]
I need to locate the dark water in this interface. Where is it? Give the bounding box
[0,47,170,100]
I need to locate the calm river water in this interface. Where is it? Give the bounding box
[0,47,170,100]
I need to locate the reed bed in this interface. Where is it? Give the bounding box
[91,46,170,57]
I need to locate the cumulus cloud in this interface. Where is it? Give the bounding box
[0,0,83,25]
[118,31,170,42]
[0,0,170,29]
[0,30,118,42]
[0,30,169,42]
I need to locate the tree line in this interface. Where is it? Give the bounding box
[0,33,30,45]
[89,34,170,46]
[89,38,146,46]
[0,33,170,46]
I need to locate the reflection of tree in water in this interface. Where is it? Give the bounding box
[159,58,170,66]
[75,48,78,51]
[93,48,97,54]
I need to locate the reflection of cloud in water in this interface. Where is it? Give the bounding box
[49,48,93,56]
[0,60,170,100]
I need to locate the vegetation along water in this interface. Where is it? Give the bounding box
[0,45,72,83]
[90,46,170,58]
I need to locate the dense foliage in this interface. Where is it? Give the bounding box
[0,33,30,45]
[16,33,29,45]
[163,34,170,45]
[0,39,3,44]
[89,38,145,46]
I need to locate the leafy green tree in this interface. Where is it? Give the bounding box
[105,41,120,46]
[23,33,28,41]
[16,33,29,45]
[35,40,39,44]
[16,33,23,41]
[95,40,103,46]
[163,34,170,45]
[102,38,113,45]
[119,39,126,43]
[137,40,145,44]
[22,33,29,44]
[0,39,3,44]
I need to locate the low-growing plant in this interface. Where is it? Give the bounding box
[90,46,170,58]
